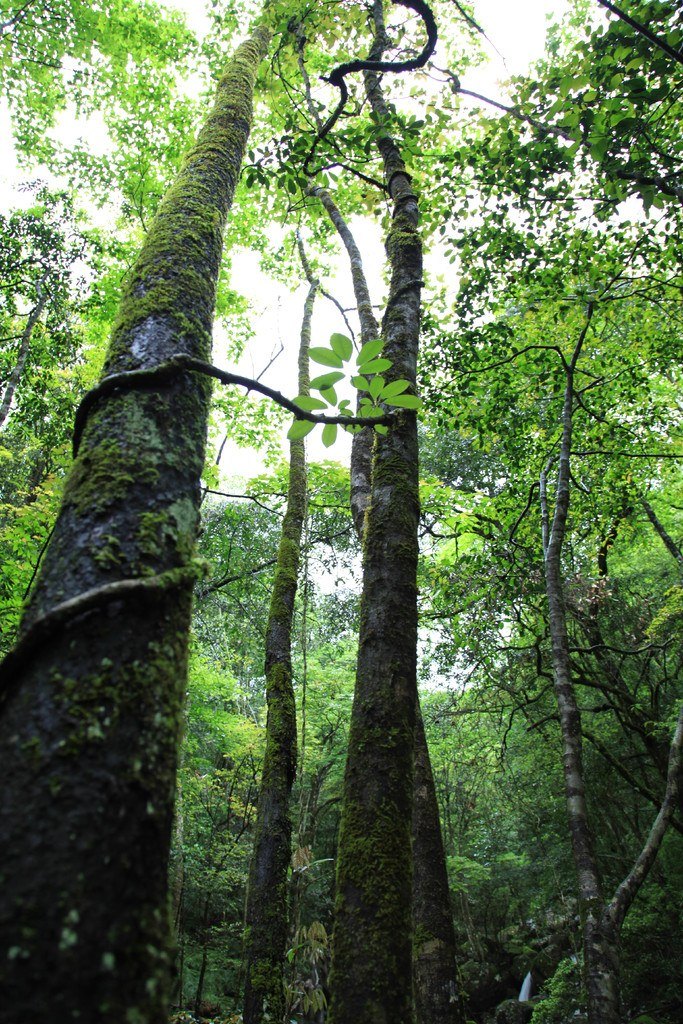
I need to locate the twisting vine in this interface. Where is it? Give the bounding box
[303,0,438,177]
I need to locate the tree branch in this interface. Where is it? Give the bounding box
[72,354,397,457]
[606,703,683,933]
[596,0,683,69]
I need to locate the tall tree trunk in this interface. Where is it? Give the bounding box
[328,5,423,1021]
[541,305,683,1024]
[0,284,48,429]
[310,183,462,1024]
[194,896,212,1015]
[242,255,316,1024]
[0,28,268,1024]
[541,306,615,1024]
[412,708,464,1024]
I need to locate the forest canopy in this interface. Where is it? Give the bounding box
[0,2,681,1024]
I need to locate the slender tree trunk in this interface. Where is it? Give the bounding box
[0,28,268,1024]
[242,256,316,1024]
[540,306,683,1024]
[0,285,48,429]
[641,497,683,571]
[541,307,615,1024]
[195,896,212,1015]
[307,184,378,538]
[328,5,422,1021]
[310,182,462,1024]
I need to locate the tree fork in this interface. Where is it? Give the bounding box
[0,26,269,1023]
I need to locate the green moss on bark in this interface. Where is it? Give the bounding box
[0,26,269,1024]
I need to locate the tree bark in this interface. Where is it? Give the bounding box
[242,256,315,1024]
[0,27,268,1024]
[310,179,462,1024]
[412,708,464,1024]
[540,307,615,1024]
[328,5,422,1021]
[307,185,378,539]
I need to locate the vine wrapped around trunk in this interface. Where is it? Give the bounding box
[0,27,268,1024]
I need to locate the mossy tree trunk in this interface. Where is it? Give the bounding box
[242,257,316,1024]
[311,183,463,1024]
[412,708,464,1024]
[0,27,268,1024]
[327,5,422,1021]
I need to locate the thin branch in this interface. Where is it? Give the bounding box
[606,703,683,933]
[199,557,279,597]
[571,449,683,460]
[583,728,683,837]
[641,498,683,570]
[596,0,683,69]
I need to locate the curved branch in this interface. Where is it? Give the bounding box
[72,354,396,457]
[304,0,438,176]
[606,703,683,933]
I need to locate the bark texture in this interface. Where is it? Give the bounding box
[328,6,422,1021]
[413,708,464,1024]
[242,262,315,1024]
[311,179,462,1024]
[308,185,378,539]
[541,307,612,1024]
[0,28,268,1024]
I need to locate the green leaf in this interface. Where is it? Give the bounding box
[287,419,316,440]
[374,424,389,435]
[385,394,422,409]
[320,386,337,406]
[294,395,327,412]
[356,339,383,365]
[321,423,338,447]
[589,136,610,162]
[309,347,343,368]
[369,375,385,401]
[358,358,392,375]
[351,375,370,390]
[380,379,411,399]
[310,371,345,390]
[329,332,353,361]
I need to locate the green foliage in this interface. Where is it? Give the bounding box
[2,1,682,1020]
[288,332,421,443]
[530,957,584,1024]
